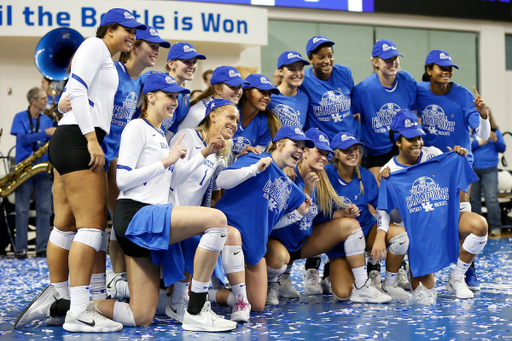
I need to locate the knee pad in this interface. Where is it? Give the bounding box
[267,264,287,279]
[462,233,488,255]
[100,229,109,253]
[344,228,365,257]
[73,228,104,252]
[460,202,472,212]
[113,301,136,327]
[198,227,228,253]
[221,245,245,274]
[110,227,117,242]
[388,232,409,256]
[49,227,76,251]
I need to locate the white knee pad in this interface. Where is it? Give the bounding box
[267,264,287,279]
[110,227,117,242]
[73,228,104,252]
[221,245,245,274]
[344,228,365,257]
[99,229,109,253]
[113,301,136,327]
[49,227,76,251]
[198,227,228,253]
[388,232,409,256]
[460,202,472,212]
[462,233,488,255]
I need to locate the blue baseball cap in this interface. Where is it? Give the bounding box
[331,131,364,150]
[306,36,335,56]
[273,126,315,148]
[135,26,170,48]
[425,49,459,69]
[198,98,237,126]
[142,72,190,95]
[305,128,334,156]
[100,8,146,30]
[277,51,310,69]
[210,66,249,86]
[167,42,206,61]
[242,74,280,95]
[390,109,425,139]
[372,40,403,60]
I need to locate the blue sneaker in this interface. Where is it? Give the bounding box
[465,267,480,292]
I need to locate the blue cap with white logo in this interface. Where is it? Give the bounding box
[274,126,315,148]
[306,36,335,56]
[142,72,190,95]
[135,26,170,48]
[390,109,425,139]
[242,74,280,95]
[425,49,459,69]
[331,131,364,150]
[277,51,310,69]
[167,42,206,61]
[372,40,403,60]
[198,98,236,126]
[305,128,334,156]
[100,8,147,29]
[210,66,249,86]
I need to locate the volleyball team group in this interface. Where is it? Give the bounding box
[13,7,491,333]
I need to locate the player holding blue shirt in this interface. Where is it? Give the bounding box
[268,51,310,129]
[300,36,358,141]
[352,40,417,179]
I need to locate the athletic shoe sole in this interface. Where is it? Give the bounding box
[63,322,123,333]
[14,286,57,329]
[182,323,237,332]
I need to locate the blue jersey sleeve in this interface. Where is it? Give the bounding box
[362,169,380,209]
[258,114,272,146]
[456,153,479,193]
[377,178,397,213]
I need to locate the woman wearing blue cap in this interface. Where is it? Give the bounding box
[21,8,147,333]
[214,126,313,311]
[178,65,248,132]
[300,36,358,142]
[417,49,490,291]
[234,74,281,156]
[268,51,310,130]
[380,109,487,302]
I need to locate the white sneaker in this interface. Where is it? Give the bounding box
[266,282,279,305]
[446,275,474,299]
[368,270,382,290]
[350,279,392,303]
[166,297,188,323]
[106,270,128,300]
[230,294,251,323]
[63,302,123,333]
[409,282,437,304]
[182,301,237,332]
[15,285,59,328]
[382,281,412,303]
[278,274,300,299]
[397,265,410,291]
[320,276,332,294]
[303,269,323,295]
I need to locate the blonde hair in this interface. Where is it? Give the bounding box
[196,105,234,161]
[332,147,365,197]
[190,85,215,106]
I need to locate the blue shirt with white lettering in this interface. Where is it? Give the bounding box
[268,88,309,130]
[11,110,53,163]
[378,152,478,277]
[352,71,417,155]
[301,64,357,141]
[417,82,480,164]
[231,111,272,156]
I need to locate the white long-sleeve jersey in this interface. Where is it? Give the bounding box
[59,37,118,135]
[176,96,213,133]
[117,119,173,205]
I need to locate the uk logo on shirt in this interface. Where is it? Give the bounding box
[272,104,301,128]
[372,102,400,131]
[263,176,293,213]
[299,204,318,231]
[112,92,138,127]
[313,90,351,123]
[422,104,455,136]
[406,176,449,213]
[232,136,251,154]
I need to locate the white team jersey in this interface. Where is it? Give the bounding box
[59,37,118,135]
[168,128,226,206]
[176,96,213,133]
[117,119,173,205]
[382,146,443,173]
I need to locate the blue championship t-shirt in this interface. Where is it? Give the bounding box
[352,71,417,156]
[231,112,272,156]
[417,82,481,164]
[11,110,54,163]
[268,88,309,130]
[378,152,478,277]
[215,153,306,265]
[101,62,144,163]
[301,64,357,141]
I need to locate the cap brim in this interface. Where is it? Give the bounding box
[120,21,147,30]
[278,58,310,69]
[223,78,249,86]
[161,85,191,94]
[375,51,403,60]
[141,38,171,48]
[248,84,280,95]
[314,142,335,155]
[436,61,459,69]
[400,128,426,138]
[292,137,315,149]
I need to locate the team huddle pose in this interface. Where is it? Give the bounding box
[14,6,492,333]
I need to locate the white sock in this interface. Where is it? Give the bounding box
[90,273,107,300]
[207,289,218,303]
[171,281,189,304]
[69,286,90,315]
[451,258,471,279]
[115,274,131,298]
[190,279,209,294]
[227,292,237,307]
[384,271,398,286]
[352,266,368,289]
[113,301,136,327]
[268,276,278,283]
[231,283,248,304]
[52,280,69,300]
[283,265,293,275]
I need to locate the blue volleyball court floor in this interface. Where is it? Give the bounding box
[1,235,512,341]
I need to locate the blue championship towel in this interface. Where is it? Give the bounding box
[125,204,185,287]
[378,152,478,277]
[216,152,306,266]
